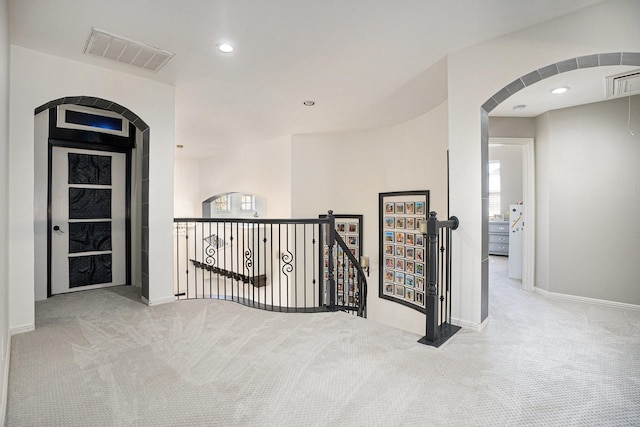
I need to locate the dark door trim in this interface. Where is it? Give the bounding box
[46,108,134,297]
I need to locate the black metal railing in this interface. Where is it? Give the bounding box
[173,211,368,317]
[418,211,460,347]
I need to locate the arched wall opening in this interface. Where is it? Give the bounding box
[33,96,151,301]
[479,52,640,319]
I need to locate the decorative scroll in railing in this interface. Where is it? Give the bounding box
[173,212,368,317]
[418,211,460,348]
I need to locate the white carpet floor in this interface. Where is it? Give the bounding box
[5,256,640,426]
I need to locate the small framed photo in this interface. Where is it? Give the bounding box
[350,248,357,257]
[406,217,415,230]
[348,235,358,246]
[348,223,358,233]
[416,218,426,230]
[385,203,395,214]
[385,257,394,268]
[406,261,415,273]
[395,285,405,297]
[395,232,405,244]
[337,282,344,292]
[384,231,394,242]
[405,274,415,288]
[384,282,394,295]
[395,217,405,229]
[395,258,405,271]
[384,270,395,281]
[415,234,424,247]
[406,233,415,245]
[416,291,424,305]
[405,247,415,259]
[406,288,415,302]
[337,222,346,233]
[338,295,345,305]
[405,202,415,214]
[395,202,405,214]
[415,201,425,215]
[385,217,395,228]
[415,262,424,276]
[395,271,405,284]
[385,245,394,255]
[415,248,424,261]
[395,245,405,257]
[416,277,424,291]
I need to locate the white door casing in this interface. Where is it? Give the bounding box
[51,146,126,294]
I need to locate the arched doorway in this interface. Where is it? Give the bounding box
[479,52,640,317]
[33,96,151,301]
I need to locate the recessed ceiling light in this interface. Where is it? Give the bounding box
[303,100,315,106]
[551,86,569,94]
[216,43,234,53]
[513,104,527,111]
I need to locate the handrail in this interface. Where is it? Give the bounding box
[174,217,330,225]
[334,232,368,317]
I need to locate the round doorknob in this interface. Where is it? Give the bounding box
[53,225,63,232]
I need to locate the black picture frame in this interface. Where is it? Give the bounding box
[378,190,429,313]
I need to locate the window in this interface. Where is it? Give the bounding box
[214,194,229,211]
[488,160,501,217]
[241,194,255,211]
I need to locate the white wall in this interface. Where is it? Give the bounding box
[447,0,640,327]
[198,136,292,219]
[0,0,10,422]
[489,145,523,217]
[174,156,201,218]
[291,101,449,336]
[535,96,640,304]
[9,45,176,332]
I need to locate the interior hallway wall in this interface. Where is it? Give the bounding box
[535,96,640,305]
[0,0,10,423]
[8,45,176,333]
[291,101,448,336]
[447,0,640,327]
[488,145,523,217]
[198,136,292,219]
[174,156,201,218]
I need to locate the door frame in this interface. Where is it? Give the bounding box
[46,108,134,297]
[488,137,535,292]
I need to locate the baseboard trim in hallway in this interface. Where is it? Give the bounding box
[534,287,640,311]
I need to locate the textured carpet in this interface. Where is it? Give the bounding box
[6,257,640,426]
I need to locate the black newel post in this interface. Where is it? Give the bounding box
[425,211,440,342]
[327,210,336,310]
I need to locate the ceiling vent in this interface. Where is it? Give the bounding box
[83,28,174,73]
[606,69,640,98]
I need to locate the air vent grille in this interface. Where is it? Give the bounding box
[606,69,640,98]
[84,28,174,73]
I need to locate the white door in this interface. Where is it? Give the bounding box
[51,146,127,294]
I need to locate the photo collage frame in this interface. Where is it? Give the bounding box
[379,191,429,312]
[319,214,363,309]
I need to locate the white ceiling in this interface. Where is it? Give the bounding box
[8,0,609,158]
[490,65,640,117]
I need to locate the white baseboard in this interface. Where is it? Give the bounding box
[10,324,35,336]
[1,333,10,427]
[451,316,489,332]
[534,287,640,311]
[142,295,175,306]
